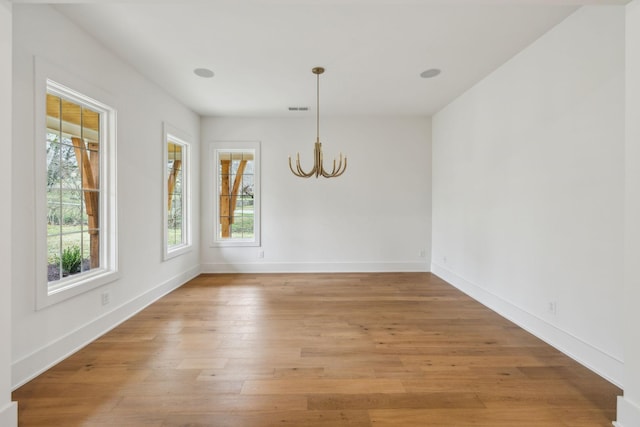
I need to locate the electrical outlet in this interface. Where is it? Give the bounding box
[101,291,110,306]
[548,301,558,315]
[419,249,426,258]
[258,250,264,259]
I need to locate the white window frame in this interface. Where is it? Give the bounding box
[163,123,192,260]
[210,141,261,247]
[35,58,118,310]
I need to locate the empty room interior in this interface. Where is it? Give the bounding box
[2,0,640,426]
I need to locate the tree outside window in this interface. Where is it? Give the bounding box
[211,142,261,247]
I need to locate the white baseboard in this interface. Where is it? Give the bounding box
[201,261,429,274]
[12,265,200,389]
[431,263,624,388]
[614,396,640,427]
[0,401,17,427]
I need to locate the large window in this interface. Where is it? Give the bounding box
[46,93,100,282]
[211,142,261,247]
[36,74,117,308]
[163,124,191,259]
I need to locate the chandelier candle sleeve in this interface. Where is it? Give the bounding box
[288,67,347,178]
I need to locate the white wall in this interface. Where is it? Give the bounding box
[11,5,201,388]
[617,1,640,425]
[201,116,431,273]
[432,6,625,385]
[0,1,18,425]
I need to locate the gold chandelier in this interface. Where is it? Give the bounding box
[289,67,347,178]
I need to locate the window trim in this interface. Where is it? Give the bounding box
[163,123,192,260]
[210,141,261,247]
[35,58,118,310]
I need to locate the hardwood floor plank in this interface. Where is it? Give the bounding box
[161,410,372,427]
[111,394,308,413]
[241,378,406,395]
[175,358,229,369]
[307,392,485,410]
[368,408,565,427]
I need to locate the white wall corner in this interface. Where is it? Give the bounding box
[0,1,16,425]
[613,396,640,427]
[621,0,640,425]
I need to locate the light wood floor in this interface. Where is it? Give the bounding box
[13,273,620,426]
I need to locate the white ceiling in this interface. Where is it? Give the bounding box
[19,1,626,116]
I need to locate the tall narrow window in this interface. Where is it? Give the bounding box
[36,75,118,309]
[164,124,191,259]
[46,93,101,282]
[211,142,261,247]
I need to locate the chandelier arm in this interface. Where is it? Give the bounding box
[338,157,347,176]
[336,153,344,173]
[329,155,347,178]
[289,153,315,178]
[333,155,341,174]
[321,155,342,178]
[298,152,318,178]
[288,157,302,177]
[298,162,316,178]
[330,158,347,178]
[325,158,338,177]
[315,142,323,178]
[333,168,347,178]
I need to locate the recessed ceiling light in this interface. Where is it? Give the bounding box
[420,68,441,79]
[194,68,214,78]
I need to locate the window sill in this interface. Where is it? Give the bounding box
[164,244,193,261]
